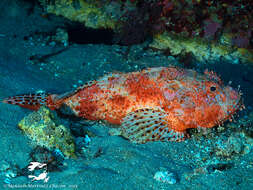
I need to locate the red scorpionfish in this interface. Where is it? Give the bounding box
[2,67,244,143]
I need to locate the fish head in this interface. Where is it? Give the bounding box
[195,70,243,128]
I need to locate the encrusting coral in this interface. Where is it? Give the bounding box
[150,32,253,64]
[38,0,119,29]
[38,0,253,64]
[18,106,76,158]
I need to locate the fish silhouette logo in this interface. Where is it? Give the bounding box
[27,162,50,183]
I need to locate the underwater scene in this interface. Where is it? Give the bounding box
[0,0,252,189]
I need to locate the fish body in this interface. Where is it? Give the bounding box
[2,67,243,143]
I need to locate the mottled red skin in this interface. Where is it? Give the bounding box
[2,67,242,136]
[60,67,242,133]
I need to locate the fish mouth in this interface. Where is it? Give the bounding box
[224,86,240,104]
[213,87,244,127]
[223,86,244,119]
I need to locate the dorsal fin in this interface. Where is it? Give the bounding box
[121,108,185,143]
[74,80,97,93]
[53,80,97,102]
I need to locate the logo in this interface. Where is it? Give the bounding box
[27,162,50,183]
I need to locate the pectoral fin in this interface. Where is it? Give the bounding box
[121,108,185,143]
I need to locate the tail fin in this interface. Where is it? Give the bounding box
[1,93,63,111]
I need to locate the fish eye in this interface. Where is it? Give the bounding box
[210,86,216,91]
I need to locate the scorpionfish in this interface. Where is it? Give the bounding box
[2,67,243,143]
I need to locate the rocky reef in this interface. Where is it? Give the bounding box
[38,0,121,29]
[38,0,253,64]
[18,107,76,158]
[150,32,253,64]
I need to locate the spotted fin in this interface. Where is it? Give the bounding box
[121,108,185,143]
[2,92,67,111]
[1,93,50,110]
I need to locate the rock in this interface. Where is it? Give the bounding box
[153,170,177,184]
[214,132,248,159]
[150,32,253,65]
[108,128,121,136]
[38,0,119,29]
[29,146,65,172]
[75,135,91,152]
[0,160,11,172]
[0,160,18,180]
[18,107,76,158]
[206,163,233,173]
[52,28,69,46]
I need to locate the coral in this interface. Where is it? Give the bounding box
[38,0,253,60]
[147,0,252,63]
[39,0,119,29]
[150,32,253,64]
[18,107,76,158]
[157,0,252,40]
[150,32,210,61]
[114,0,163,45]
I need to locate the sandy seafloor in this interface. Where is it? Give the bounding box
[0,1,253,190]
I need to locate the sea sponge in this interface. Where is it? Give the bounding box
[18,106,76,158]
